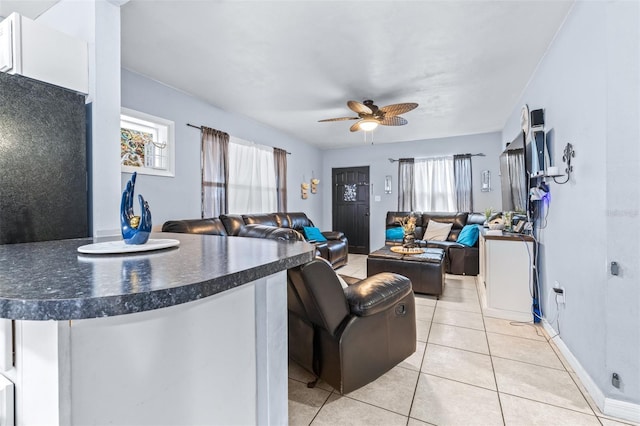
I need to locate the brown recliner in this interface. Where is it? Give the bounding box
[287,259,416,394]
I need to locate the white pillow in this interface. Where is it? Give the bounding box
[423,220,453,241]
[336,274,349,289]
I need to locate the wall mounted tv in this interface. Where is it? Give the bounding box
[500,131,528,213]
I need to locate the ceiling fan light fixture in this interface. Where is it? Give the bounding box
[359,120,379,132]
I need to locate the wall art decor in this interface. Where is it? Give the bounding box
[121,108,175,177]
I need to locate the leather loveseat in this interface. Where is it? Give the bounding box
[385,211,485,275]
[162,212,349,269]
[288,259,416,394]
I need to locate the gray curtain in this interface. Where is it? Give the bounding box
[453,154,473,212]
[397,158,415,211]
[274,147,288,212]
[508,149,527,212]
[201,127,229,218]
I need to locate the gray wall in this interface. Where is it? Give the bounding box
[501,0,639,406]
[320,132,503,251]
[121,69,324,228]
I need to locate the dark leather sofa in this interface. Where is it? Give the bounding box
[162,212,349,268]
[287,259,416,394]
[385,211,485,275]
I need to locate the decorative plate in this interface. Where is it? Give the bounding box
[390,246,425,254]
[77,238,180,254]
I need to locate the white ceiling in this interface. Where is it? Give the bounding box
[0,0,58,19]
[3,1,574,150]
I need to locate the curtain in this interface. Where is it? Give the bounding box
[273,148,288,212]
[227,138,277,213]
[453,154,473,212]
[397,158,415,211]
[414,156,456,212]
[201,127,229,218]
[508,149,527,212]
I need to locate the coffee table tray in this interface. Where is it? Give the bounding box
[389,246,425,254]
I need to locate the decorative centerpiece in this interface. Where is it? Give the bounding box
[398,215,417,248]
[77,172,179,254]
[121,172,152,245]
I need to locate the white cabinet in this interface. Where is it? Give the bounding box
[0,13,88,93]
[479,232,534,322]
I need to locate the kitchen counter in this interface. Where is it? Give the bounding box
[0,232,314,320]
[0,232,314,425]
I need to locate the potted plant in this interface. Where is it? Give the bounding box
[484,208,493,227]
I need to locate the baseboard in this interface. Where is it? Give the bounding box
[542,320,640,424]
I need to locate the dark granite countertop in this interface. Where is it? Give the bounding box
[0,233,314,321]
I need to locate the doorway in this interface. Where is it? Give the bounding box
[332,166,370,254]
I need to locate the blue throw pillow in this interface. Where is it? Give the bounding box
[303,226,327,242]
[385,227,405,240]
[457,224,480,247]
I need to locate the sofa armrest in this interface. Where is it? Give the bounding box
[344,273,412,317]
[322,230,345,240]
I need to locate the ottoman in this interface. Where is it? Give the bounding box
[367,246,446,296]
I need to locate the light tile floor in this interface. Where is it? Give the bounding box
[288,254,637,426]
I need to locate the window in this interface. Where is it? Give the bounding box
[227,137,277,213]
[120,108,175,177]
[414,156,456,212]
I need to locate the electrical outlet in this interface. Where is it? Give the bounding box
[553,282,566,305]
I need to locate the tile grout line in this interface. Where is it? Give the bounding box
[406,291,436,425]
[475,274,507,426]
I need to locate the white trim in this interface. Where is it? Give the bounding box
[542,320,640,424]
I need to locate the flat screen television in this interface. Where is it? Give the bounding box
[500,131,528,213]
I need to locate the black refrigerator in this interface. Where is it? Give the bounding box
[0,72,88,243]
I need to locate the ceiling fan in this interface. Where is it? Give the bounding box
[319,99,418,132]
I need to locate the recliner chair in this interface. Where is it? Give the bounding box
[287,259,416,394]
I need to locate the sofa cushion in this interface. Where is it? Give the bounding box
[287,212,313,231]
[385,227,404,240]
[422,212,468,231]
[238,224,304,241]
[386,211,423,228]
[303,226,327,242]
[423,220,453,241]
[161,218,228,236]
[457,224,480,247]
[220,214,245,236]
[242,213,278,227]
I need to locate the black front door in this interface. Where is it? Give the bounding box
[332,166,370,254]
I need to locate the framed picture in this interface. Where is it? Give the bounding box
[120,108,175,177]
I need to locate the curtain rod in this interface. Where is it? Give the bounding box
[388,153,485,163]
[187,123,291,154]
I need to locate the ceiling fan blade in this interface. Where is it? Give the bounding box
[347,100,373,115]
[318,117,359,122]
[379,116,408,126]
[380,103,418,117]
[350,121,363,132]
